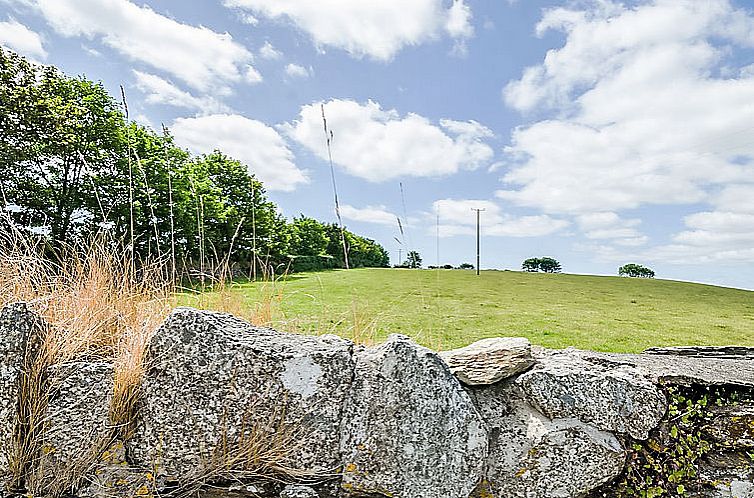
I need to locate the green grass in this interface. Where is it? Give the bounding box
[183,268,754,353]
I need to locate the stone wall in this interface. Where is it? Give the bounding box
[0,304,752,498]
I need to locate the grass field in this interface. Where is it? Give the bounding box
[183,268,754,353]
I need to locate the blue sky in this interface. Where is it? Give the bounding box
[2,0,754,289]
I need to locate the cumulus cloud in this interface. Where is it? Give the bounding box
[133,71,230,114]
[340,205,398,226]
[171,114,308,192]
[24,0,258,94]
[259,40,282,60]
[433,199,568,238]
[284,63,310,78]
[499,0,754,262]
[0,17,46,59]
[222,0,474,61]
[284,99,494,182]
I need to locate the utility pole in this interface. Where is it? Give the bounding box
[472,208,485,275]
[398,248,403,266]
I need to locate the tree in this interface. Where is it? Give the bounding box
[458,263,474,270]
[538,257,562,273]
[522,257,562,273]
[405,251,422,269]
[522,258,540,272]
[619,263,655,278]
[289,216,329,257]
[1,47,125,248]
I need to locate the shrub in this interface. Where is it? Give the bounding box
[458,263,474,270]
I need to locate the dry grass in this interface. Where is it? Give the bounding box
[0,220,171,492]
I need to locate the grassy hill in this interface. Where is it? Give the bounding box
[185,268,754,353]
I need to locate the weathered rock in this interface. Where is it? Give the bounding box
[36,361,114,490]
[0,303,46,485]
[469,382,626,498]
[280,484,319,498]
[703,403,754,449]
[340,334,488,498]
[129,307,354,479]
[516,350,666,439]
[575,350,754,387]
[707,480,754,498]
[440,337,534,385]
[644,346,754,359]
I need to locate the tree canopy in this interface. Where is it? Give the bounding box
[522,257,562,273]
[0,47,389,276]
[619,263,655,278]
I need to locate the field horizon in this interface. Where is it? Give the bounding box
[184,268,754,354]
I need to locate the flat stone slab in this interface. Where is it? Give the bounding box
[341,334,488,498]
[572,349,754,387]
[440,337,534,385]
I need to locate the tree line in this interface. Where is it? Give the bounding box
[0,47,388,276]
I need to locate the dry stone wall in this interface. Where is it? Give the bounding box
[0,304,752,498]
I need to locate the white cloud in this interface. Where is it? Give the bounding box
[171,114,308,192]
[133,71,230,114]
[340,205,398,226]
[284,63,309,78]
[499,0,754,215]
[497,0,754,263]
[223,0,474,61]
[0,17,46,59]
[284,99,494,182]
[575,211,646,244]
[259,40,282,60]
[26,0,257,94]
[432,198,568,238]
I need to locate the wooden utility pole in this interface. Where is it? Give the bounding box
[472,208,485,275]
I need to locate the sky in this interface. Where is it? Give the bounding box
[2,0,754,289]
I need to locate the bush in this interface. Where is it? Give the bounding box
[458,263,474,270]
[619,263,655,278]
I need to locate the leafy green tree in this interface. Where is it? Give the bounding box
[522,258,540,272]
[289,216,329,257]
[405,250,422,269]
[619,263,655,278]
[459,263,475,270]
[538,257,561,273]
[522,257,562,273]
[1,47,125,248]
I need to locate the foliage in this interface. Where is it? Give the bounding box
[0,48,389,275]
[612,385,753,497]
[620,263,655,278]
[458,263,475,270]
[522,257,562,273]
[405,250,422,269]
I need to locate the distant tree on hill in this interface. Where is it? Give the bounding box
[405,250,422,269]
[522,257,562,273]
[522,258,540,272]
[619,263,655,278]
[539,257,562,273]
[458,263,474,270]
